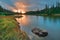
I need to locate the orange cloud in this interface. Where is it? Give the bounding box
[14,2,30,13]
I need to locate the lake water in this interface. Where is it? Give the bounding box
[16,15,60,40]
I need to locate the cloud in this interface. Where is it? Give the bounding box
[0,0,32,11]
[0,0,42,11]
[0,0,59,11]
[0,1,16,11]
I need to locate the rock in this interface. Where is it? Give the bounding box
[32,28,48,37]
[14,15,23,18]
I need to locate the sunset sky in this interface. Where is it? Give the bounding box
[0,0,60,11]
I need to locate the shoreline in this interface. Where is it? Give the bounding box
[0,16,30,40]
[24,14,60,16]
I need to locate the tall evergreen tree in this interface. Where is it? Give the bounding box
[45,4,49,10]
[0,6,3,12]
[56,2,60,8]
[44,4,49,14]
[51,4,54,9]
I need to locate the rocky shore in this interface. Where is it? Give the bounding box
[0,16,30,40]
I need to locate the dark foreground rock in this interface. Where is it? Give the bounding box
[32,28,48,37]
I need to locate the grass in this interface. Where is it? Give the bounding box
[0,16,29,40]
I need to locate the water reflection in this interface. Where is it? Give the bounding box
[16,15,29,26]
[16,15,60,40]
[20,15,29,26]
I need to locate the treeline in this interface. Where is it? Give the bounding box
[25,2,60,16]
[0,6,15,15]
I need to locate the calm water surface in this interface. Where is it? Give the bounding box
[16,15,60,40]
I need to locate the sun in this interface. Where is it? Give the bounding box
[13,10,17,12]
[13,9,26,14]
[17,10,21,13]
[21,11,26,13]
[17,10,26,13]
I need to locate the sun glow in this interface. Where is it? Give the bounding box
[21,11,26,13]
[17,10,21,13]
[17,10,26,13]
[13,9,26,13]
[14,2,28,13]
[12,2,29,13]
[13,10,17,12]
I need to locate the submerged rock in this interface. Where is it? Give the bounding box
[32,28,48,37]
[14,15,23,18]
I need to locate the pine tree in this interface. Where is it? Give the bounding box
[45,4,49,10]
[56,2,60,8]
[0,6,3,12]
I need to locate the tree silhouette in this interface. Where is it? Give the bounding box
[0,6,3,12]
[56,2,60,8]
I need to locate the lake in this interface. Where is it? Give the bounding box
[16,15,60,40]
